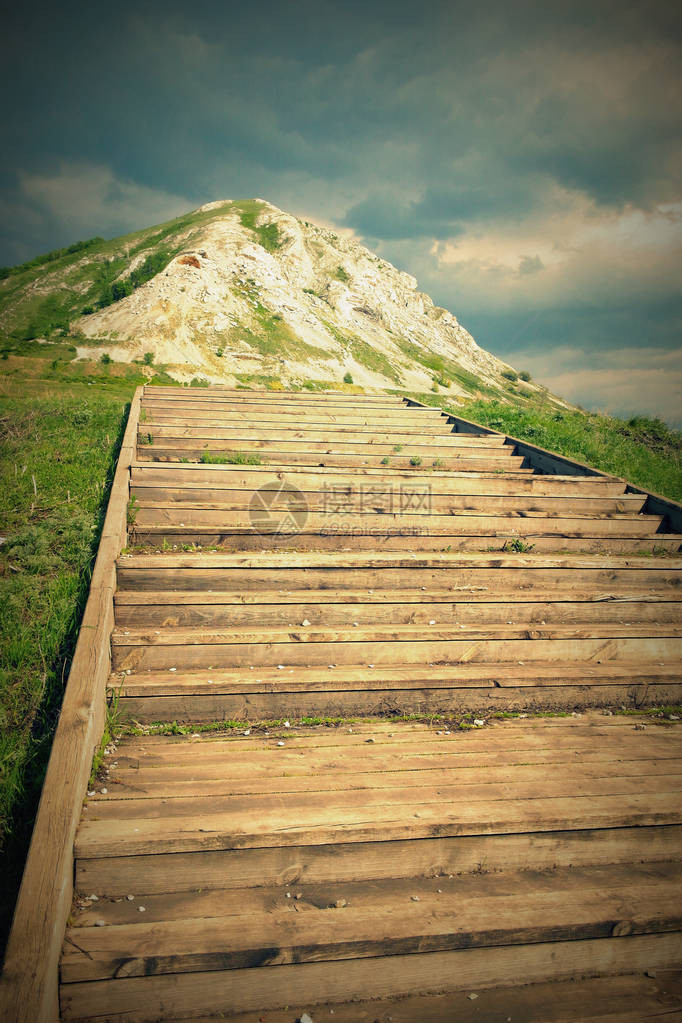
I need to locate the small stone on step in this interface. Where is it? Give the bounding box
[126,895,134,901]
[333,898,348,908]
[88,894,98,901]
[474,719,485,727]
[411,895,420,902]
[467,993,478,1000]
[277,741,285,747]
[95,920,106,927]
[243,729,251,736]
[646,969,657,978]
[302,620,311,626]
[100,788,107,795]
[284,720,291,728]
[138,906,146,913]
[299,1014,314,1023]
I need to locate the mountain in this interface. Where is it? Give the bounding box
[0,198,560,402]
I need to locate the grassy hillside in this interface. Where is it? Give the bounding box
[0,371,138,955]
[400,391,682,502]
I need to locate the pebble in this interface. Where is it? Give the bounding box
[411,895,420,902]
[88,894,99,901]
[277,741,286,747]
[302,619,311,626]
[169,667,176,672]
[243,729,251,736]
[87,790,95,797]
[474,719,485,727]
[284,720,291,728]
[467,992,478,1000]
[138,906,146,913]
[333,898,348,908]
[365,738,375,743]
[100,788,108,794]
[127,895,135,901]
[300,1014,314,1023]
[429,620,436,625]
[95,920,106,927]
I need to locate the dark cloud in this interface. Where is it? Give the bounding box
[0,0,680,421]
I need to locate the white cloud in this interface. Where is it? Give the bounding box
[18,163,191,239]
[507,344,682,427]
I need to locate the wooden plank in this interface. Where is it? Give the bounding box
[133,506,661,534]
[130,487,646,514]
[74,789,682,857]
[116,550,682,570]
[138,434,518,455]
[144,414,458,433]
[58,932,682,1020]
[75,824,682,896]
[142,425,507,446]
[157,971,682,1023]
[0,387,143,1023]
[60,864,682,982]
[114,596,682,628]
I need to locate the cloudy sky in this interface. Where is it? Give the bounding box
[2,0,681,422]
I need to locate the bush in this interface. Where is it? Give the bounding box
[335,266,350,283]
[100,353,112,364]
[343,371,353,384]
[519,370,532,382]
[501,369,519,382]
[143,351,154,366]
[82,305,94,316]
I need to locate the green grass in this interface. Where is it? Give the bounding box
[233,200,282,253]
[394,337,499,396]
[199,451,263,465]
[322,320,403,384]
[0,384,130,950]
[393,391,682,501]
[459,400,682,501]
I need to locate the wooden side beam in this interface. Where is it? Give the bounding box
[0,387,142,1023]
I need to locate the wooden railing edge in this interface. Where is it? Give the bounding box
[0,386,142,1022]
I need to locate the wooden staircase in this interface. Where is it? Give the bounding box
[59,387,682,1020]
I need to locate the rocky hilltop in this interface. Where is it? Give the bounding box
[0,199,548,400]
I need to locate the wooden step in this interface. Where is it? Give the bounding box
[162,971,682,1023]
[116,552,682,590]
[140,398,445,418]
[137,434,517,456]
[112,661,682,720]
[131,489,647,515]
[133,465,601,493]
[113,593,682,628]
[138,448,526,471]
[144,412,457,432]
[61,862,682,984]
[141,421,490,440]
[141,424,508,445]
[133,506,660,534]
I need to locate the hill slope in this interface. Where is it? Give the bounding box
[0,199,558,402]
